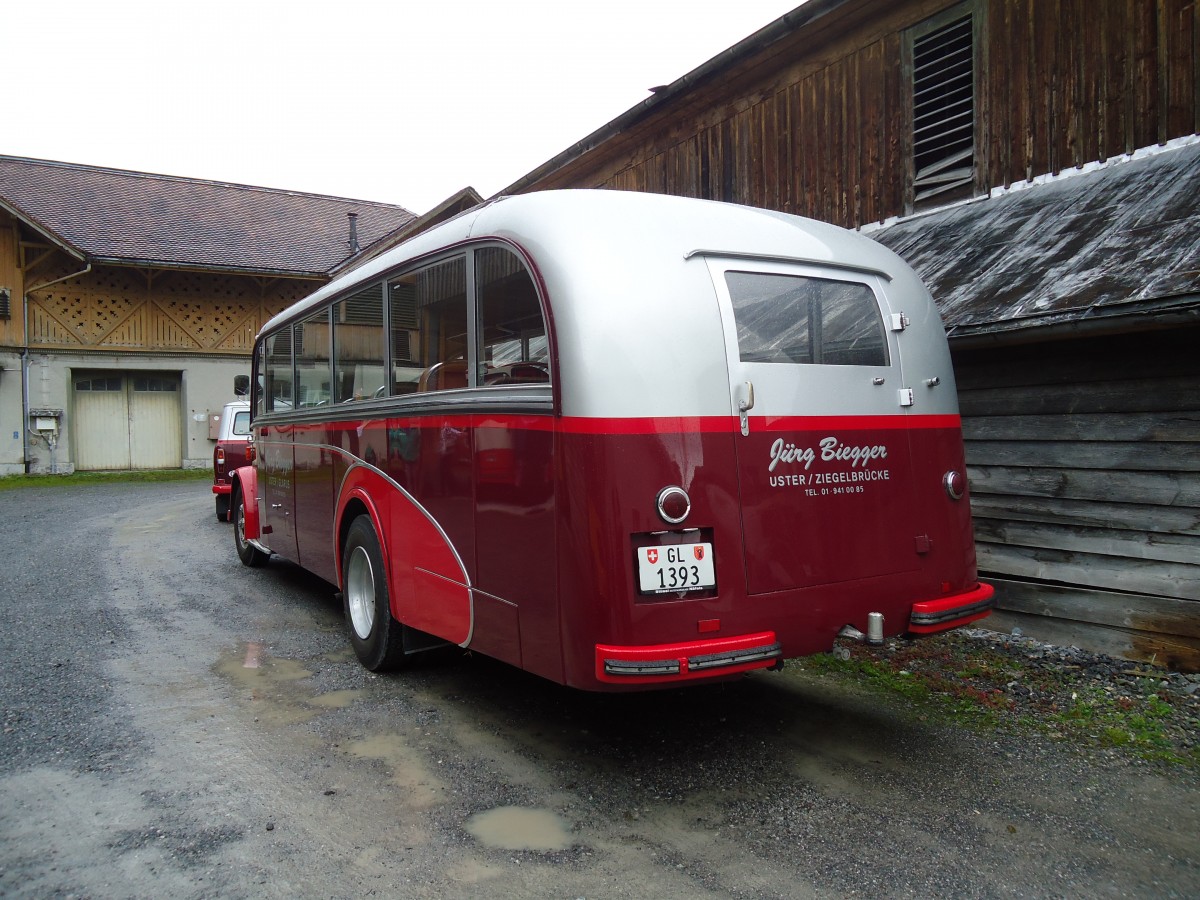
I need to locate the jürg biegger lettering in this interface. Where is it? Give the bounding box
[767,436,890,491]
[768,436,888,471]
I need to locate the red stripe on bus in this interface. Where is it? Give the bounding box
[303,412,959,436]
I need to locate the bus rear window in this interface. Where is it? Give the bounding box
[725,271,889,367]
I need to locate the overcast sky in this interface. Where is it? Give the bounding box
[9,1,802,213]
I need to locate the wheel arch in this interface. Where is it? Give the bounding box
[335,473,389,594]
[229,466,260,539]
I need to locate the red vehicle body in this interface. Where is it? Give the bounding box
[212,399,251,521]
[230,191,992,691]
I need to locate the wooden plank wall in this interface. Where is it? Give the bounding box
[23,260,311,355]
[0,214,21,347]
[953,327,1200,671]
[534,0,1200,229]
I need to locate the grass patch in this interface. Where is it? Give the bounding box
[0,468,212,491]
[793,633,1200,769]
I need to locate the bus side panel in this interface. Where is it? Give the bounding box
[385,416,475,646]
[258,423,298,563]
[335,461,473,646]
[294,421,337,585]
[473,417,559,681]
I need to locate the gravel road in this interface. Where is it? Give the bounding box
[1,479,1197,898]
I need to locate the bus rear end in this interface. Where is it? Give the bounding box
[536,195,991,690]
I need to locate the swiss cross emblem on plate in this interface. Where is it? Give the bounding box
[647,549,659,564]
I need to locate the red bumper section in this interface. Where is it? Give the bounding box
[595,632,782,686]
[908,583,995,634]
[595,584,993,685]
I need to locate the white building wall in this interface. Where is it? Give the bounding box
[0,350,251,474]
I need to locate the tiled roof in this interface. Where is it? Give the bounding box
[871,138,1200,340]
[0,155,415,277]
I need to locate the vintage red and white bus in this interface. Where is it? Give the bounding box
[230,190,992,691]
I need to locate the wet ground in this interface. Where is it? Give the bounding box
[1,480,1197,898]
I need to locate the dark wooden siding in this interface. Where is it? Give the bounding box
[524,0,1200,229]
[953,327,1200,670]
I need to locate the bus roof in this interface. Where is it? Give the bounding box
[262,190,924,335]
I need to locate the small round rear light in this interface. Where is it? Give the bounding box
[656,486,691,524]
[943,470,966,500]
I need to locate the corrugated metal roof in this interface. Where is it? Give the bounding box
[870,139,1200,339]
[0,156,416,277]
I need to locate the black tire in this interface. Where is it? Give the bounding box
[215,493,230,522]
[342,515,407,672]
[233,488,269,568]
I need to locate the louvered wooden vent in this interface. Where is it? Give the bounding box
[913,13,974,203]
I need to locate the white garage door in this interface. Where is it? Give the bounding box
[74,372,182,470]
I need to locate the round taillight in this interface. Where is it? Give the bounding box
[656,486,691,524]
[943,470,966,501]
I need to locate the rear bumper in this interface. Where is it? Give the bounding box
[908,583,995,634]
[595,631,782,685]
[212,482,231,496]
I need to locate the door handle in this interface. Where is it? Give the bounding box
[738,381,755,436]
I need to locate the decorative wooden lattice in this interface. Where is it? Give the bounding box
[27,267,316,354]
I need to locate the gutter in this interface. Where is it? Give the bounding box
[946,295,1200,350]
[22,262,92,473]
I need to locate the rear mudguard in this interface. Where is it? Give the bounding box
[230,466,261,540]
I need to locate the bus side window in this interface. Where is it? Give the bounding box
[295,310,332,407]
[264,328,294,412]
[389,256,468,394]
[334,282,385,402]
[476,247,550,386]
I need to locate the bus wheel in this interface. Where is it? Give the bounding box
[342,515,406,671]
[233,488,268,568]
[215,494,230,522]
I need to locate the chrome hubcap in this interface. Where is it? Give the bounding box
[346,546,375,640]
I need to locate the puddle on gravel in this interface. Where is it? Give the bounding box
[213,643,363,726]
[465,806,571,851]
[345,734,445,808]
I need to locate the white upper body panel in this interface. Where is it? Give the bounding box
[261,190,958,421]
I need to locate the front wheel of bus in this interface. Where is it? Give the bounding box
[233,488,268,568]
[342,515,406,672]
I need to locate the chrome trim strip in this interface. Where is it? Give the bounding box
[684,249,894,281]
[910,598,995,627]
[687,642,783,671]
[603,658,682,676]
[254,388,553,427]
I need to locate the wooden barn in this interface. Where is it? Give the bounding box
[0,158,428,475]
[501,0,1200,669]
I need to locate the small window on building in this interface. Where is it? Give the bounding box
[75,376,122,392]
[133,376,177,392]
[910,6,975,206]
[724,272,889,367]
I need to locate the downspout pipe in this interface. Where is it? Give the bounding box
[21,262,92,473]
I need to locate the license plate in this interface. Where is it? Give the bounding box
[637,543,715,594]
